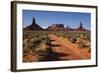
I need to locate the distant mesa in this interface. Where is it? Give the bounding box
[24,17,43,31]
[46,24,64,31]
[46,22,88,31]
[24,17,89,31]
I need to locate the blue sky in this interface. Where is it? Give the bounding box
[23,10,91,29]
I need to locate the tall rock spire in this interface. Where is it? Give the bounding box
[32,17,36,24]
[80,22,83,29]
[24,16,43,30]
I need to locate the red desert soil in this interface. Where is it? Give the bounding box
[23,34,90,62]
[47,34,90,60]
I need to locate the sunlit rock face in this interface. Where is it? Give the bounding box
[47,24,64,31]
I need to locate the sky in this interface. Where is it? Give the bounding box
[23,10,91,30]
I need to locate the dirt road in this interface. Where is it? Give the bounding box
[47,34,90,60]
[23,34,90,62]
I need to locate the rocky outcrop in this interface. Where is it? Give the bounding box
[24,17,88,31]
[24,17,43,31]
[46,22,88,31]
[46,24,64,31]
[74,22,88,31]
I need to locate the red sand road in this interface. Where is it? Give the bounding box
[47,34,90,60]
[23,34,90,62]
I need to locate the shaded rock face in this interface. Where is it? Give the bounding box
[24,17,43,31]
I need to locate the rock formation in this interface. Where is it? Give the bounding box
[24,17,43,31]
[24,16,88,31]
[46,24,64,31]
[74,22,88,31]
